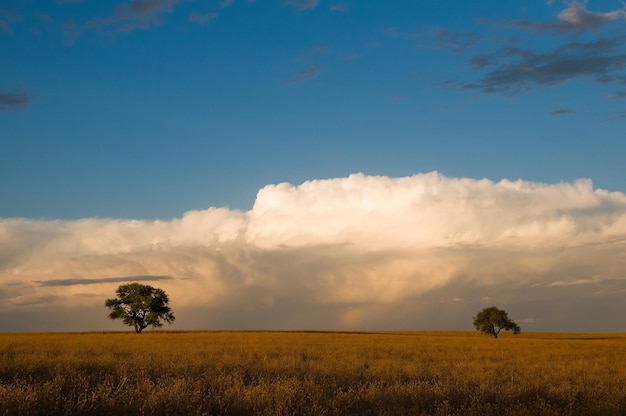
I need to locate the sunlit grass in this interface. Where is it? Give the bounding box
[1,331,625,415]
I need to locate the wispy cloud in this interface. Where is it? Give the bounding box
[0,8,23,22]
[37,276,174,287]
[378,27,400,39]
[545,276,624,287]
[289,64,320,83]
[0,89,31,111]
[550,108,575,116]
[285,0,319,10]
[462,36,626,95]
[36,13,54,24]
[0,20,11,34]
[601,111,626,123]
[115,0,181,18]
[285,45,327,84]
[0,7,22,34]
[189,12,217,24]
[431,3,626,107]
[435,28,483,53]
[607,91,626,101]
[329,3,349,12]
[485,2,626,33]
[344,52,362,61]
[86,0,185,33]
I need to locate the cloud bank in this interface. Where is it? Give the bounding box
[2,172,626,331]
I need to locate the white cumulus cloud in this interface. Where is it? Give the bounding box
[2,172,626,332]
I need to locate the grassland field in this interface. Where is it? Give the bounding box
[1,330,625,415]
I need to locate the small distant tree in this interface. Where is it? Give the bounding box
[105,283,175,333]
[473,306,520,339]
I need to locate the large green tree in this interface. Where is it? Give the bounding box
[105,283,175,333]
[473,306,520,339]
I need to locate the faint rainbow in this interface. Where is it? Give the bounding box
[336,306,363,330]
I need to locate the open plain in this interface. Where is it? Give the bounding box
[1,331,625,415]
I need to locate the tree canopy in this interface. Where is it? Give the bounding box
[473,306,520,338]
[105,283,175,333]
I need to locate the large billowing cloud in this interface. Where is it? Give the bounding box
[2,172,626,332]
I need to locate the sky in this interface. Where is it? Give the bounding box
[1,0,626,332]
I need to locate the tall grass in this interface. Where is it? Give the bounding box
[1,331,625,415]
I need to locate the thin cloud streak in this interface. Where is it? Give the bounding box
[550,108,575,116]
[37,275,174,287]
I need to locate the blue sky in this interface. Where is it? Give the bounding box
[2,0,626,219]
[2,1,626,332]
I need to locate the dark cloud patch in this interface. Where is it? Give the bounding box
[0,89,31,111]
[115,0,180,18]
[430,3,626,108]
[463,36,626,95]
[481,3,625,33]
[468,53,491,70]
[550,108,575,116]
[37,275,174,287]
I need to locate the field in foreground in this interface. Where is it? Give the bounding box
[1,331,625,415]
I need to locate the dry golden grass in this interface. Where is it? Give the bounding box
[1,330,625,415]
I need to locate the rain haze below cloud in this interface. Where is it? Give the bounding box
[2,172,626,332]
